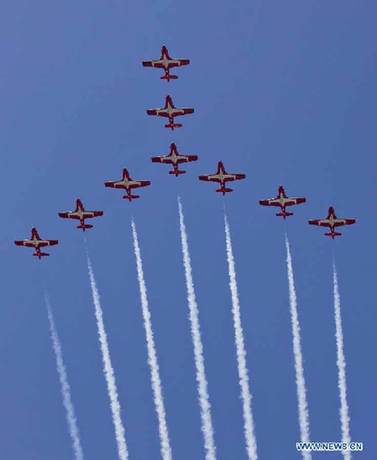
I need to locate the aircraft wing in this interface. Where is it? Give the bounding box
[177,58,190,66]
[58,211,74,219]
[334,218,356,227]
[233,173,246,180]
[178,154,198,163]
[260,197,305,206]
[287,197,306,206]
[146,108,160,116]
[174,108,194,117]
[259,198,281,207]
[142,60,156,68]
[142,59,189,68]
[308,219,331,227]
[131,180,151,189]
[15,239,33,247]
[90,211,104,217]
[104,180,125,189]
[151,156,171,164]
[37,239,58,247]
[198,174,220,182]
[224,173,246,182]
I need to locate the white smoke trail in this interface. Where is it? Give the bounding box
[178,198,217,460]
[46,296,84,460]
[284,234,312,460]
[332,262,352,460]
[224,214,258,460]
[131,221,173,460]
[87,256,129,460]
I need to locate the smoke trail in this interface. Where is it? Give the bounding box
[224,214,258,460]
[284,234,312,460]
[87,256,129,460]
[178,198,217,460]
[332,262,352,460]
[46,296,84,460]
[131,221,173,460]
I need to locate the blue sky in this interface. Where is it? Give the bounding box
[0,1,376,459]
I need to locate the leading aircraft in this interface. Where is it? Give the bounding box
[259,186,306,218]
[308,206,356,239]
[142,46,190,81]
[151,143,198,176]
[58,199,104,231]
[198,161,246,195]
[14,227,58,259]
[105,168,151,201]
[146,95,194,130]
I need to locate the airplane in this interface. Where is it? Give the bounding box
[308,206,356,239]
[198,161,246,195]
[104,168,151,201]
[151,143,198,176]
[58,199,104,231]
[14,227,58,259]
[142,46,190,81]
[146,95,194,130]
[259,186,306,219]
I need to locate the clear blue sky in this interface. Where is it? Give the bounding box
[0,1,376,459]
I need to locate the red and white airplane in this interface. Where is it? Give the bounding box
[14,227,58,259]
[308,206,356,239]
[151,143,198,176]
[58,199,104,231]
[142,46,190,81]
[259,186,306,219]
[198,161,246,195]
[146,95,194,130]
[105,168,151,201]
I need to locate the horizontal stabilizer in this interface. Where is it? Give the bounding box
[123,194,140,201]
[165,122,182,130]
[325,231,342,238]
[161,74,178,81]
[216,187,233,194]
[169,170,186,176]
[77,223,93,231]
[277,211,293,218]
[34,252,49,258]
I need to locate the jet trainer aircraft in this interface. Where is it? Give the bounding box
[308,206,356,239]
[259,186,306,218]
[151,143,198,176]
[105,168,151,201]
[146,95,194,130]
[59,199,104,231]
[142,46,190,81]
[198,161,246,195]
[14,227,58,259]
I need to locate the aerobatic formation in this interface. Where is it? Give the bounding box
[14,45,356,259]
